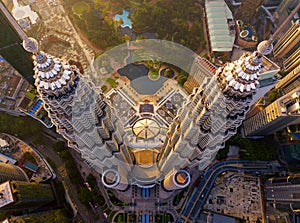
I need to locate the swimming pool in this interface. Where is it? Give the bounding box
[29,99,43,116]
[245,27,253,37]
[114,9,132,29]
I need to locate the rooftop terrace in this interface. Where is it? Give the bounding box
[0,181,14,208]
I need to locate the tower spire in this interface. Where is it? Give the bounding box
[0,0,38,54]
[258,2,300,55]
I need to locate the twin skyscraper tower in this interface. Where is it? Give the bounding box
[22,34,273,191]
[0,0,274,190]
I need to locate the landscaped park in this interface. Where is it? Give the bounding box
[99,59,187,94]
[64,0,206,52]
[73,2,90,15]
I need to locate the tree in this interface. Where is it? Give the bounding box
[65,160,81,184]
[91,189,105,206]
[53,141,66,153]
[131,0,205,51]
[269,88,281,102]
[163,68,173,78]
[86,173,98,189]
[216,147,229,160]
[78,188,94,205]
[178,70,188,86]
[123,34,131,42]
[101,85,108,92]
[227,134,278,161]
[23,152,36,163]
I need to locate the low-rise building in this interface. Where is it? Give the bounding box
[205,0,236,53]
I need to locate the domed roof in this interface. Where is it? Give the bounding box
[132,118,160,139]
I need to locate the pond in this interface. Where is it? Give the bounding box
[118,64,149,81]
[118,64,167,95]
[114,9,132,29]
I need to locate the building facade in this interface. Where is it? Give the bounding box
[273,20,300,59]
[183,56,216,94]
[276,64,300,94]
[282,45,300,73]
[26,38,277,190]
[32,50,131,189]
[0,1,34,84]
[273,0,300,36]
[5,0,275,189]
[243,86,300,137]
[159,41,271,176]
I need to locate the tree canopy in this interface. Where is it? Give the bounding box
[131,0,205,51]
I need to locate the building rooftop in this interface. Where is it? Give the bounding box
[205,0,235,52]
[23,161,39,173]
[10,181,54,204]
[231,49,280,89]
[0,153,17,165]
[12,0,38,24]
[132,118,160,140]
[0,181,14,208]
[0,138,8,148]
[260,56,281,76]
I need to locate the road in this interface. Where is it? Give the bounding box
[177,160,279,223]
[265,183,300,203]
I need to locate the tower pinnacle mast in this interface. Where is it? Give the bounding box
[0,0,38,53]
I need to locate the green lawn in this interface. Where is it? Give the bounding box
[26,91,36,100]
[73,2,90,15]
[101,85,108,92]
[105,78,117,88]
